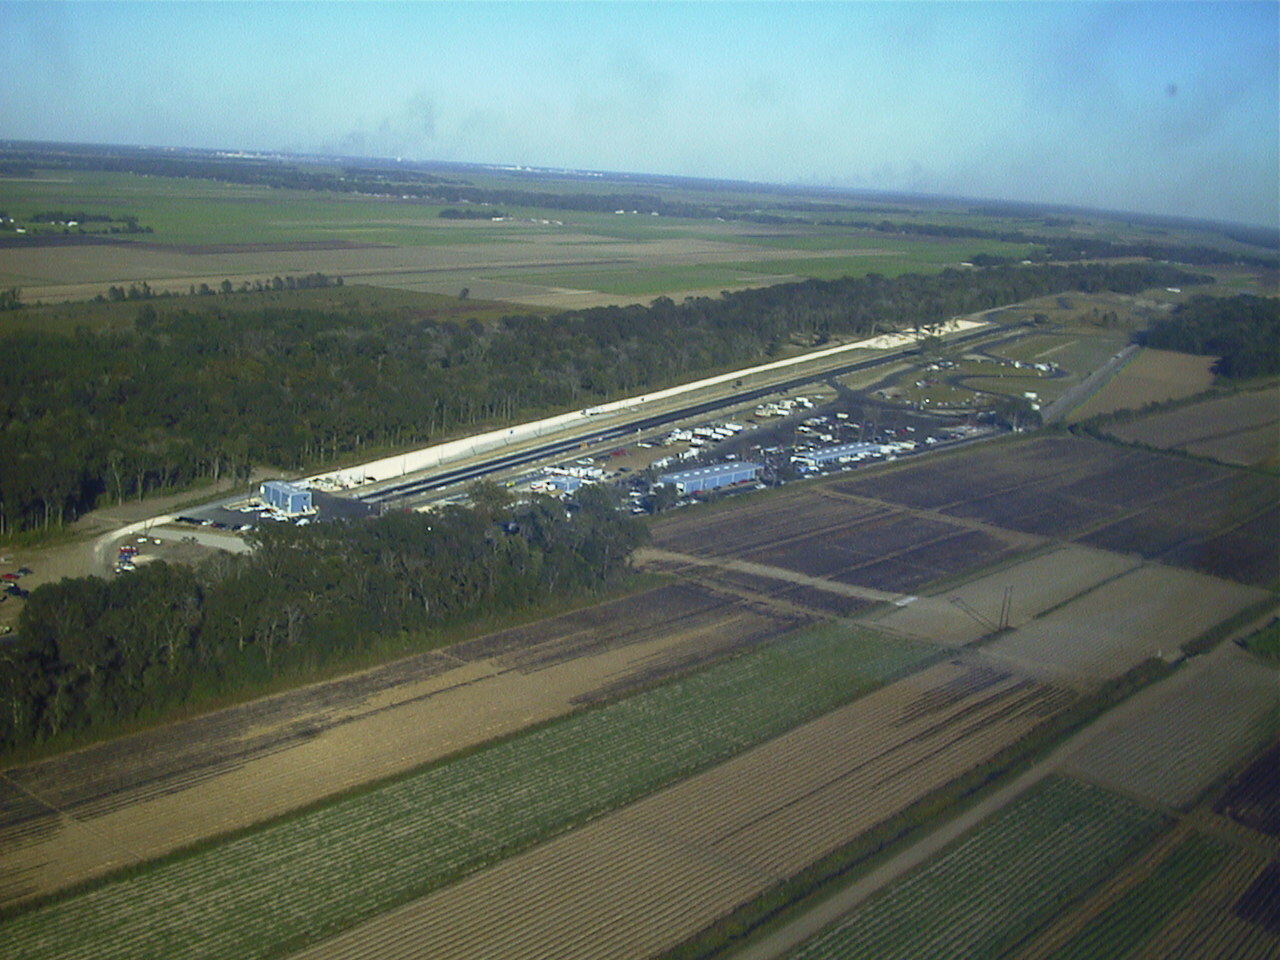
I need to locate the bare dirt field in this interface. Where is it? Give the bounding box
[867,545,1140,646]
[979,564,1271,686]
[650,487,1037,596]
[1215,738,1280,838]
[1064,648,1280,809]
[1109,386,1280,468]
[289,657,1074,960]
[832,435,1277,587]
[1068,348,1216,421]
[0,580,811,906]
[1081,477,1279,586]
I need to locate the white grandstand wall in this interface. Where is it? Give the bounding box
[307,319,985,490]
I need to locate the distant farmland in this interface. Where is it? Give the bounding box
[1106,385,1280,468]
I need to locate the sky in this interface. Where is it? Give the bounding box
[3,1,1277,228]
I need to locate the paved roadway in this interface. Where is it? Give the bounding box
[355,324,1004,508]
[1041,343,1139,423]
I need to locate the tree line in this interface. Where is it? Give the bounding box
[0,485,648,754]
[809,218,1278,269]
[1141,294,1280,379]
[99,272,343,303]
[0,260,1207,537]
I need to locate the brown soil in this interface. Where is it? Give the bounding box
[0,581,808,906]
[1070,348,1216,420]
[290,658,1074,960]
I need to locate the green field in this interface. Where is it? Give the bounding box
[1,622,941,960]
[0,283,515,338]
[788,776,1168,960]
[1049,832,1230,960]
[6,165,1266,312]
[0,171,500,247]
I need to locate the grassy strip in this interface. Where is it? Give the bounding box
[1048,832,1230,960]
[1,623,943,960]
[1183,596,1280,657]
[785,778,1168,960]
[660,657,1175,960]
[1243,617,1280,662]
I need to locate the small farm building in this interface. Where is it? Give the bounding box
[547,475,584,494]
[658,461,761,495]
[802,442,887,465]
[261,480,313,515]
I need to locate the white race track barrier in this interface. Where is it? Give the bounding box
[307,319,984,490]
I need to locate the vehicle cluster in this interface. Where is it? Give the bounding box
[2,566,32,600]
[115,537,162,574]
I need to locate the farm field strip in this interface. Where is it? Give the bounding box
[1063,650,1280,809]
[1068,348,1217,421]
[0,581,803,906]
[621,663,1057,856]
[0,624,941,960]
[829,436,1136,513]
[650,494,889,560]
[1129,849,1280,960]
[1183,425,1280,468]
[1107,386,1280,452]
[786,776,1168,960]
[868,545,1140,646]
[980,563,1271,686]
[635,548,903,603]
[1016,831,1231,960]
[1214,737,1280,839]
[287,658,1074,960]
[294,814,768,960]
[707,681,1074,880]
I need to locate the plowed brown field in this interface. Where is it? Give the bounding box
[1064,649,1280,808]
[1109,387,1280,468]
[980,564,1269,686]
[0,581,811,906]
[290,658,1074,960]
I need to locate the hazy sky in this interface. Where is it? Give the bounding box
[3,2,1277,227]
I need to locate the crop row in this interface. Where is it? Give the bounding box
[288,662,1070,960]
[1131,849,1279,959]
[1045,832,1229,960]
[788,776,1167,960]
[1066,655,1280,811]
[1,623,941,960]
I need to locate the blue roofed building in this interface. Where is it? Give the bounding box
[261,480,313,515]
[657,461,762,495]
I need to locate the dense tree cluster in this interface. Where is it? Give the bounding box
[808,218,1278,269]
[0,208,151,237]
[0,487,647,753]
[99,273,343,303]
[1142,294,1280,379]
[25,210,131,224]
[0,261,1207,536]
[439,208,507,220]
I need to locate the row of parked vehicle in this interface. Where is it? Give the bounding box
[2,566,32,598]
